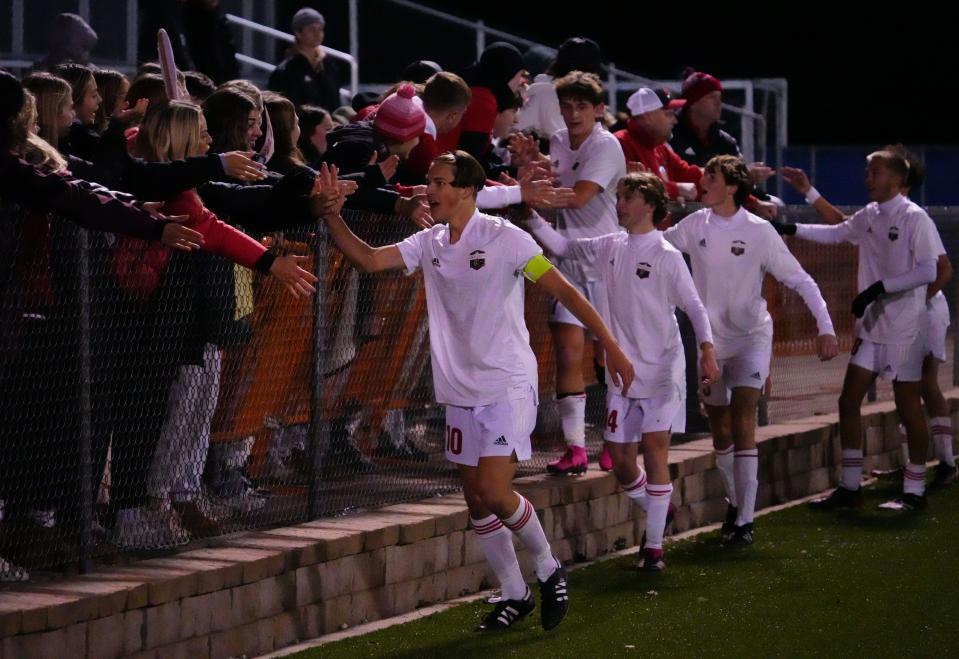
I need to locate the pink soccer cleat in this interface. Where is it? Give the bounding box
[547,446,588,475]
[598,446,613,472]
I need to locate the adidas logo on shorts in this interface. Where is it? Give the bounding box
[493,436,508,446]
[751,371,762,380]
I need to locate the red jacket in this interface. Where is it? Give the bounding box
[162,190,271,272]
[406,130,440,180]
[614,119,703,200]
[436,86,497,157]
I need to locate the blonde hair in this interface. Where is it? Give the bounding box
[15,90,67,173]
[22,72,72,149]
[134,100,205,162]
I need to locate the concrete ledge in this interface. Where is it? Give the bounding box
[2,393,957,659]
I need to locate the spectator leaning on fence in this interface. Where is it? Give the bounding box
[267,8,349,112]
[401,72,473,184]
[295,104,334,168]
[436,42,525,173]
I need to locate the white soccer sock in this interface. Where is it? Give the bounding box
[644,483,673,550]
[840,448,864,491]
[903,463,927,497]
[623,469,648,511]
[930,416,955,467]
[471,515,527,600]
[715,446,737,507]
[502,496,558,582]
[734,449,759,526]
[557,393,587,448]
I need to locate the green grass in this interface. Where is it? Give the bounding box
[299,483,959,659]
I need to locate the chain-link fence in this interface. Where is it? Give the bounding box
[0,202,956,576]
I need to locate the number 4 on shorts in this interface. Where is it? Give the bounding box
[607,410,618,434]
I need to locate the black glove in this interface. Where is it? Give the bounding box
[770,220,796,236]
[851,281,885,318]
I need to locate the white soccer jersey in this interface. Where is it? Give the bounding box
[795,194,941,345]
[397,211,542,407]
[664,207,834,359]
[549,123,627,282]
[927,219,949,321]
[561,230,713,398]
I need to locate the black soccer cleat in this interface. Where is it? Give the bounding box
[930,463,958,489]
[726,522,754,546]
[877,493,927,512]
[721,501,738,540]
[637,547,665,571]
[538,563,569,631]
[808,486,863,511]
[639,503,676,550]
[475,589,535,632]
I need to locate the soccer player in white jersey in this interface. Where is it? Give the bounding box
[781,151,955,488]
[522,172,720,569]
[776,150,946,510]
[317,152,634,632]
[663,155,839,545]
[543,71,628,475]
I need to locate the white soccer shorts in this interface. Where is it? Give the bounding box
[444,384,537,466]
[604,388,685,443]
[698,336,772,406]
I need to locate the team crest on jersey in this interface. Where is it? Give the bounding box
[636,262,652,279]
[699,238,707,247]
[731,240,746,256]
[431,257,440,267]
[469,250,486,270]
[888,226,899,241]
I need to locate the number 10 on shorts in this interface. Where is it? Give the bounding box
[446,425,463,455]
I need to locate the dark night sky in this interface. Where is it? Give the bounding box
[290,0,955,147]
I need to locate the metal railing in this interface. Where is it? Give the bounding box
[223,12,359,101]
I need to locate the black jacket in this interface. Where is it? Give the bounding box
[267,52,349,112]
[669,117,741,168]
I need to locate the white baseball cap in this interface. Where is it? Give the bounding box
[626,87,686,117]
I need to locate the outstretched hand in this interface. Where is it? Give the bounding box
[269,254,318,298]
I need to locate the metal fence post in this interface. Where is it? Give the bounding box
[77,229,93,573]
[308,223,330,520]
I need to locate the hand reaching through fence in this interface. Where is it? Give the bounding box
[141,201,204,251]
[269,254,317,298]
